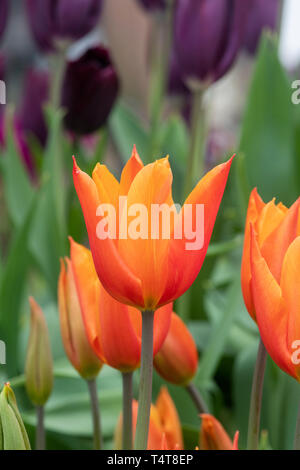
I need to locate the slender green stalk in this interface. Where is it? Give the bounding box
[87,378,102,450]
[134,310,155,450]
[122,371,133,450]
[294,399,300,449]
[183,86,207,199]
[50,42,69,109]
[36,405,45,450]
[186,383,209,414]
[247,339,267,450]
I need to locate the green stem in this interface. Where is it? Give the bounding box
[87,378,102,450]
[294,399,300,449]
[183,87,206,199]
[186,382,209,414]
[134,310,154,450]
[36,405,45,450]
[50,42,69,109]
[247,339,267,450]
[122,371,133,450]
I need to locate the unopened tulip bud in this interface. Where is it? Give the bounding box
[200,414,239,450]
[154,312,198,385]
[0,383,31,450]
[58,246,103,380]
[25,297,53,406]
[244,0,279,55]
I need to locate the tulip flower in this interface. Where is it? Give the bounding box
[0,383,31,450]
[73,146,232,310]
[115,386,183,450]
[62,46,119,136]
[174,0,250,86]
[137,0,165,11]
[154,312,198,386]
[241,188,300,322]
[200,414,239,450]
[0,0,8,41]
[67,238,172,372]
[244,0,279,55]
[17,69,49,147]
[25,0,103,52]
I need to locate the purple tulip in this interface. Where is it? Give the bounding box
[244,0,279,54]
[17,69,49,147]
[25,0,103,52]
[174,0,250,85]
[61,46,119,135]
[138,0,166,10]
[0,0,8,40]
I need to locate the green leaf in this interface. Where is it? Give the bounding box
[239,33,298,205]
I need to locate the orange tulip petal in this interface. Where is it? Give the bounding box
[92,162,120,208]
[200,414,234,450]
[156,386,184,450]
[73,157,144,307]
[160,157,233,305]
[120,145,144,196]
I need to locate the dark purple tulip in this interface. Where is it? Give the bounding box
[0,0,8,40]
[61,46,119,135]
[244,0,279,55]
[174,0,250,85]
[18,69,49,147]
[138,0,166,10]
[26,0,103,52]
[168,52,190,96]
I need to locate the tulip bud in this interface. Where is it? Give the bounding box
[0,383,31,450]
[25,0,103,52]
[25,297,53,407]
[154,312,198,386]
[244,0,279,55]
[61,46,119,135]
[58,250,103,380]
[138,0,166,11]
[174,0,250,87]
[17,69,49,148]
[200,414,239,450]
[0,0,8,41]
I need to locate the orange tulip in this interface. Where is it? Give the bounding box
[154,312,198,385]
[66,238,172,372]
[115,386,183,450]
[73,146,233,310]
[241,188,300,321]
[250,225,300,381]
[58,249,103,380]
[200,414,239,450]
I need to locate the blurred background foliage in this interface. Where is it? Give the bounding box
[0,0,299,450]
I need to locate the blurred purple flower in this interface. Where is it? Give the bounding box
[174,0,250,86]
[61,46,119,136]
[244,0,279,55]
[168,52,190,96]
[25,0,103,52]
[138,0,166,10]
[17,69,49,147]
[0,0,8,41]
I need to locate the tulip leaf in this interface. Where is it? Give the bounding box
[239,33,298,205]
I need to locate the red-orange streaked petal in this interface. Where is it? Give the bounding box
[73,157,144,307]
[159,157,233,306]
[250,226,295,378]
[233,431,239,450]
[256,199,287,246]
[119,145,144,196]
[260,198,300,283]
[241,188,265,319]
[154,312,198,385]
[92,162,120,208]
[118,157,173,309]
[280,237,300,380]
[200,414,235,450]
[156,386,184,450]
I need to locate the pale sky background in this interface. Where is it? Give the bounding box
[280,0,300,68]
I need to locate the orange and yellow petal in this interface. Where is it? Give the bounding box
[156,386,183,450]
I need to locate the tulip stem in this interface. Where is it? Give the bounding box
[247,339,267,450]
[122,371,133,450]
[87,379,102,450]
[186,383,209,414]
[294,398,300,449]
[183,86,207,199]
[134,310,154,450]
[50,42,68,109]
[36,406,45,450]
